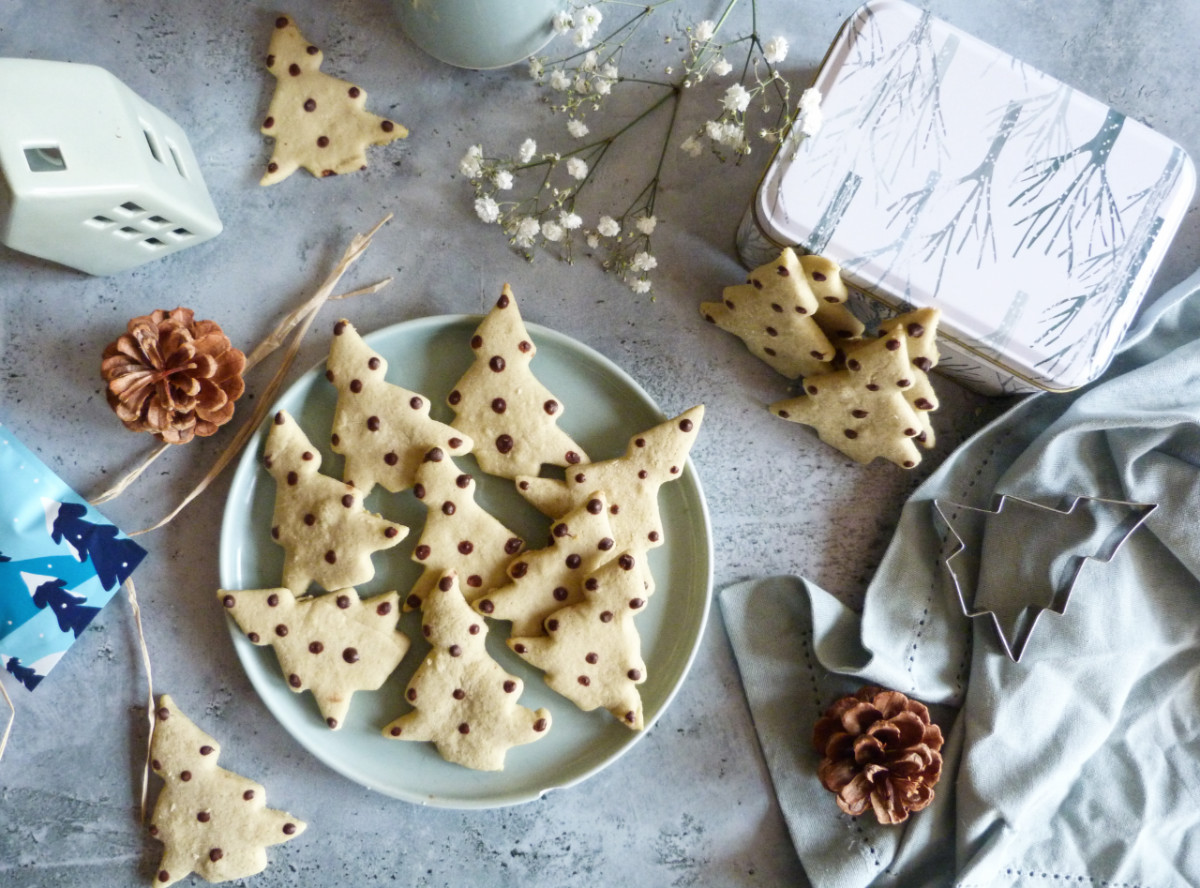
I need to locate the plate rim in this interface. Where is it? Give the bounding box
[218,313,713,808]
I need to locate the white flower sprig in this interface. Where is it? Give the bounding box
[463,0,820,295]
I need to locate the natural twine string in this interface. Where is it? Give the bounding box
[125,577,155,822]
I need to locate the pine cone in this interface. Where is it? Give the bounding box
[812,686,944,825]
[101,308,246,445]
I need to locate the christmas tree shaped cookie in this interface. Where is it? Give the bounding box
[405,448,525,611]
[218,586,410,730]
[259,14,407,185]
[800,253,865,343]
[701,248,837,379]
[446,285,588,478]
[876,307,941,449]
[509,552,649,731]
[769,333,925,468]
[473,492,618,637]
[326,318,473,495]
[514,405,704,586]
[148,695,306,886]
[383,573,551,771]
[264,410,407,594]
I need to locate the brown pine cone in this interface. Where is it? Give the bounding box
[812,686,944,825]
[101,308,246,445]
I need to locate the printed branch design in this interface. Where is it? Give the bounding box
[1009,109,1126,272]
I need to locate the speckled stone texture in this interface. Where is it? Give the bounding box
[0,1,1196,886]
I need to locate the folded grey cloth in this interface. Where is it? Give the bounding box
[721,267,1200,887]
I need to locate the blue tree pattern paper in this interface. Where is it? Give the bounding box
[753,0,1193,393]
[0,420,146,691]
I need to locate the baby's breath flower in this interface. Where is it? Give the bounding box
[680,134,704,157]
[635,215,657,235]
[566,157,589,180]
[594,77,613,97]
[597,215,620,237]
[712,57,733,77]
[560,209,583,230]
[577,5,602,31]
[549,69,571,91]
[704,120,724,141]
[630,278,652,294]
[474,196,500,224]
[796,87,824,138]
[723,83,752,114]
[552,11,573,34]
[693,20,715,42]
[518,138,537,163]
[586,232,600,248]
[459,145,483,178]
[493,170,514,190]
[528,57,544,80]
[630,251,657,272]
[513,216,540,247]
[763,36,789,64]
[541,219,566,242]
[581,50,599,72]
[600,63,619,81]
[567,119,589,139]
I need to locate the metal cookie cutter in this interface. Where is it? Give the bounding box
[932,494,1157,662]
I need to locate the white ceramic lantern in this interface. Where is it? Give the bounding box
[0,58,222,275]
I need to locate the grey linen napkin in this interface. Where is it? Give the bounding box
[721,267,1200,888]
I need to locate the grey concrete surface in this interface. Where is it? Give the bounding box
[0,1,1196,885]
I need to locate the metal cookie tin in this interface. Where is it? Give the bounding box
[737,0,1194,394]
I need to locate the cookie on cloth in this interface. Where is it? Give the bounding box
[446,285,588,479]
[701,248,836,379]
[514,405,704,588]
[263,409,407,594]
[382,572,551,771]
[259,14,407,185]
[769,333,925,468]
[508,551,649,731]
[472,492,617,637]
[218,586,409,730]
[326,318,472,495]
[148,695,306,887]
[405,448,525,611]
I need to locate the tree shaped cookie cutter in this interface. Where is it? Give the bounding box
[932,494,1157,662]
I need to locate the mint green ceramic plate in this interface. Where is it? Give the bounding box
[219,315,712,808]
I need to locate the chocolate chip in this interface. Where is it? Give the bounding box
[449,437,464,449]
[489,356,505,372]
[599,537,614,551]
[317,135,329,147]
[680,418,694,432]
[248,633,260,643]
[577,675,591,686]
[407,688,418,702]
[544,399,559,415]
[914,357,933,372]
[585,578,599,591]
[627,669,642,680]
[415,544,431,560]
[533,718,548,732]
[288,674,301,688]
[506,538,523,554]
[496,434,514,454]
[491,397,506,413]
[199,745,213,756]
[618,554,635,570]
[341,494,354,508]
[513,642,527,654]
[275,624,288,637]
[453,689,465,700]
[426,447,445,462]
[283,823,297,835]
[385,526,399,538]
[325,549,337,564]
[458,541,474,554]
[343,648,359,663]
[407,594,422,609]
[448,390,462,405]
[566,451,581,464]
[389,726,402,736]
[267,593,279,607]
[222,595,236,608]
[468,623,480,635]
[376,602,392,616]
[547,619,559,631]
[600,611,613,622]
[566,554,582,569]
[457,723,470,734]
[438,575,455,591]
[348,86,360,98]
[449,645,462,658]
[479,599,495,614]
[511,561,528,578]
[350,379,362,393]
[442,501,456,515]
[553,586,569,601]
[366,416,381,431]
[264,116,275,128]
[286,471,298,486]
[309,641,324,654]
[771,303,784,313]
[585,652,599,664]
[504,680,517,693]
[288,63,301,76]
[553,522,570,538]
[267,161,278,173]
[764,347,778,357]
[907,322,925,337]
[886,338,901,351]
[384,451,399,466]
[158,871,170,883]
[243,790,255,801]
[382,120,395,132]
[648,530,660,542]
[847,359,861,371]
[337,595,351,609]
[844,429,859,439]
[456,474,471,488]
[180,770,192,782]
[303,98,316,112]
[915,398,933,410]
[851,408,869,418]
[518,339,532,352]
[766,326,779,337]
[630,598,645,609]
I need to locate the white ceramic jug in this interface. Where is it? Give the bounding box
[393,0,562,70]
